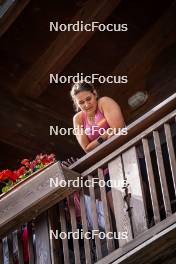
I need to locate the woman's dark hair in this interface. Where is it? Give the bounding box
[70,81,98,112]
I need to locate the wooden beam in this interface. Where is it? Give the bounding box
[102,0,176,100]
[0,0,31,38]
[15,0,122,98]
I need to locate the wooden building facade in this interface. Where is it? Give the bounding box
[0,0,176,263]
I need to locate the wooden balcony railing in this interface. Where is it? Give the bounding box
[0,93,176,264]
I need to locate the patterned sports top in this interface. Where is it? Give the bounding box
[82,106,110,142]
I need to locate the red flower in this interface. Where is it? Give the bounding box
[35,153,43,161]
[0,169,13,181]
[21,159,30,166]
[41,157,48,165]
[0,153,56,189]
[29,160,37,171]
[0,170,8,181]
[12,171,20,181]
[47,154,55,163]
[17,166,26,176]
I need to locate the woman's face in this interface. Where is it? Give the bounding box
[74,90,97,114]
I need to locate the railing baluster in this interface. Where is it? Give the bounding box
[122,147,148,236]
[108,156,133,247]
[69,194,81,264]
[98,168,115,253]
[142,138,161,224]
[14,230,24,264]
[164,123,176,196]
[48,205,62,264]
[88,175,102,260]
[0,239,3,264]
[153,130,172,217]
[35,212,52,264]
[59,201,70,264]
[28,222,35,264]
[79,189,93,264]
[7,234,13,264]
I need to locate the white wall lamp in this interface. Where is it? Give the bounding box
[128,91,148,110]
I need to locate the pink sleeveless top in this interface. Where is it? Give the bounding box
[82,106,110,142]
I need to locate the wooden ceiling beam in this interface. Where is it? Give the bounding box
[15,0,122,98]
[102,1,176,100]
[0,0,31,38]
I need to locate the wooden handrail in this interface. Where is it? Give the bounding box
[81,108,176,177]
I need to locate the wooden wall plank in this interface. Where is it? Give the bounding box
[122,147,148,237]
[108,156,133,247]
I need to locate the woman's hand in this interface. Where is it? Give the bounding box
[61,157,79,168]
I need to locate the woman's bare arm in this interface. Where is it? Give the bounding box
[99,96,125,130]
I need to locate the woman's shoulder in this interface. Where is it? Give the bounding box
[98,96,119,110]
[73,111,83,125]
